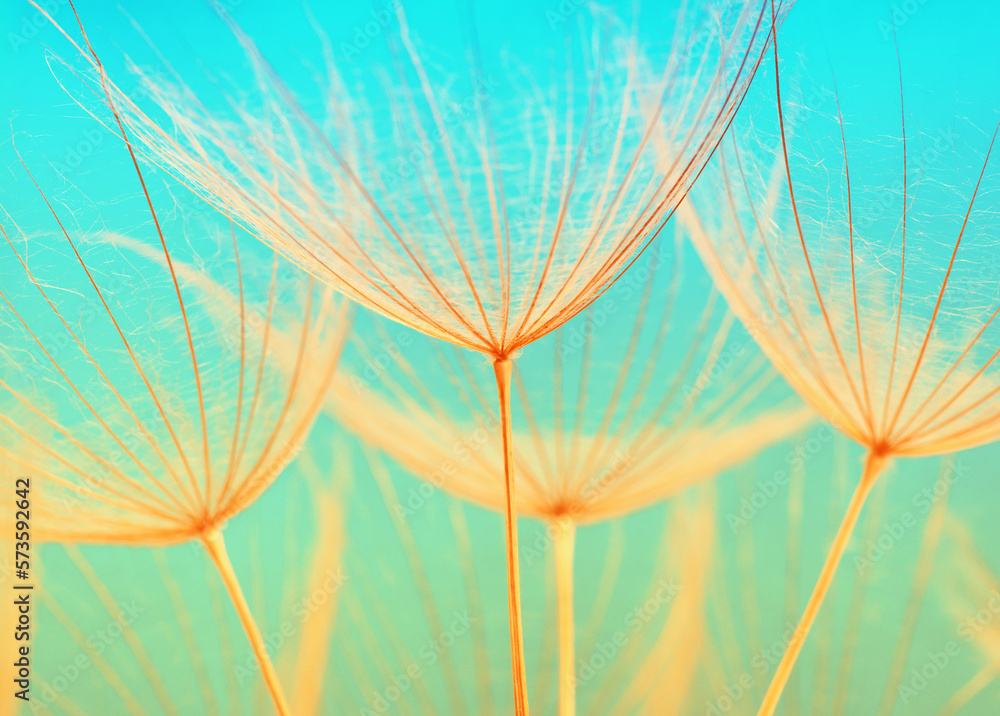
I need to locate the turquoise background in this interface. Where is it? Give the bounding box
[2,0,1000,713]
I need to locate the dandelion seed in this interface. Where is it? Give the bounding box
[680,4,1000,711]
[43,2,784,709]
[0,11,350,708]
[332,237,810,713]
[33,451,345,714]
[696,446,966,715]
[354,442,718,715]
[941,520,1000,716]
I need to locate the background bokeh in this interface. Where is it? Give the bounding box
[3,0,1000,713]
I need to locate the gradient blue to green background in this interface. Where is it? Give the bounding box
[3,0,1000,713]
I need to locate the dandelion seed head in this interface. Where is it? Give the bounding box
[331,246,810,522]
[0,159,350,545]
[60,0,781,358]
[683,47,1000,458]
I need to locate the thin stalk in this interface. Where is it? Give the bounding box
[756,450,887,716]
[493,357,530,716]
[554,517,576,716]
[203,529,291,716]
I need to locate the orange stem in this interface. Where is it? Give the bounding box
[203,529,291,716]
[494,357,530,716]
[756,450,886,716]
[554,517,576,716]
